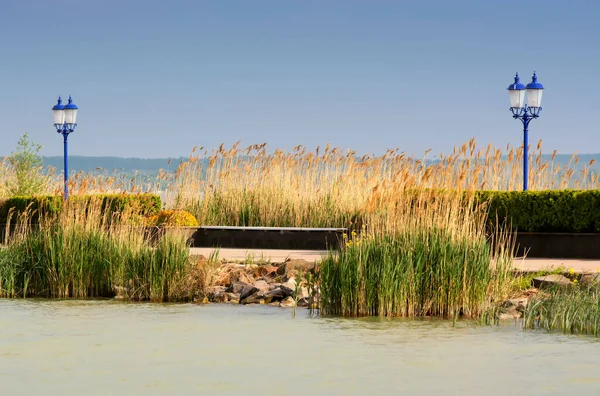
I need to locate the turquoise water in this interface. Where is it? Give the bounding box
[1,300,600,395]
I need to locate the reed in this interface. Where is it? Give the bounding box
[169,140,599,228]
[523,285,600,337]
[0,198,205,302]
[319,190,514,318]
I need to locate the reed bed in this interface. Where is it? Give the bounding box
[168,140,599,228]
[319,190,514,318]
[1,138,599,315]
[523,285,600,337]
[0,198,205,301]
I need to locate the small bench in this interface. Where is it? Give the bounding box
[193,226,348,250]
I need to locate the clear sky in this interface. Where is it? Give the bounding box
[0,0,598,158]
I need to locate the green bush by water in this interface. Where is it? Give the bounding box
[477,190,600,233]
[319,229,512,318]
[0,225,198,302]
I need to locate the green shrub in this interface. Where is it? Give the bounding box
[0,193,161,224]
[476,190,600,233]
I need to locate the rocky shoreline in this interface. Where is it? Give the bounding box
[188,256,600,319]
[201,257,319,309]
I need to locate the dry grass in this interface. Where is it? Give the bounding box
[165,139,599,228]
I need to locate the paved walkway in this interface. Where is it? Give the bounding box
[190,248,600,273]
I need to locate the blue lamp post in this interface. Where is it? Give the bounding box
[507,72,544,191]
[52,96,79,200]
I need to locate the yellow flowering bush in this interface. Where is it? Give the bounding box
[149,210,199,227]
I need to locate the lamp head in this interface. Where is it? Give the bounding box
[52,96,65,126]
[507,73,526,109]
[63,95,79,127]
[525,72,544,108]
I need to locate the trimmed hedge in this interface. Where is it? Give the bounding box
[0,194,161,224]
[476,190,600,233]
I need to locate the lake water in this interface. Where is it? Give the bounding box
[2,300,600,395]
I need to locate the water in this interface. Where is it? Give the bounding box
[2,300,600,395]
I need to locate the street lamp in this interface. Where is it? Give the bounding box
[52,96,79,200]
[507,72,544,191]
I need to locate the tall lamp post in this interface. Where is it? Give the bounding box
[52,96,79,200]
[507,72,544,191]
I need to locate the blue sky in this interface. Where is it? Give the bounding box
[0,0,598,158]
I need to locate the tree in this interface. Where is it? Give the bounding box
[5,133,47,196]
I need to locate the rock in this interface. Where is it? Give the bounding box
[214,263,244,286]
[502,297,528,313]
[268,282,282,291]
[280,279,297,297]
[238,271,256,285]
[277,259,315,277]
[252,264,279,279]
[240,284,258,300]
[268,301,280,307]
[264,288,284,300]
[280,296,295,308]
[243,292,265,305]
[499,312,519,320]
[300,287,310,299]
[226,293,240,304]
[231,282,247,294]
[580,273,600,286]
[207,286,228,303]
[499,304,522,320]
[253,280,271,295]
[532,274,572,289]
[297,297,310,307]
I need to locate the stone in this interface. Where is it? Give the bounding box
[207,286,228,303]
[280,279,297,297]
[297,297,310,307]
[300,286,310,299]
[253,280,270,295]
[264,288,284,299]
[231,282,248,294]
[226,292,240,300]
[532,274,572,289]
[580,273,600,286]
[215,263,245,286]
[238,271,256,285]
[240,284,258,300]
[502,297,528,313]
[279,296,295,308]
[499,312,520,320]
[277,259,315,277]
[243,292,265,305]
[226,293,240,304]
[252,264,279,279]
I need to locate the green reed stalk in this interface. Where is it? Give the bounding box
[0,199,202,302]
[319,228,511,318]
[523,285,600,337]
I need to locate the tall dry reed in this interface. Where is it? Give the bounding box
[167,140,599,228]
